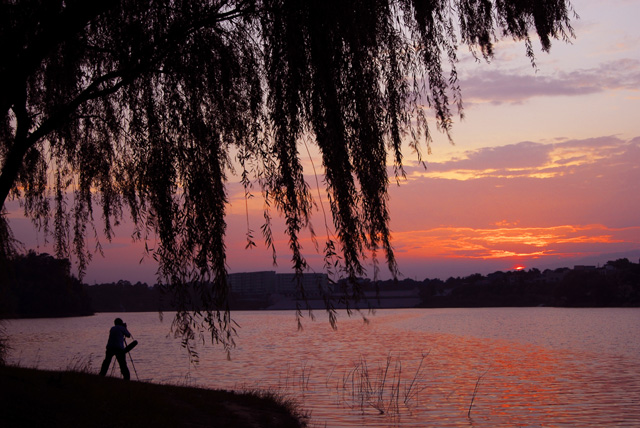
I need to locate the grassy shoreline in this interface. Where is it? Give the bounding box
[0,365,307,427]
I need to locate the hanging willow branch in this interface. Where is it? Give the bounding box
[1,0,576,350]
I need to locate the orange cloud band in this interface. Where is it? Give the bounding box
[392,224,640,260]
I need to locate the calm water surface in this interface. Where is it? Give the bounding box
[5,308,640,427]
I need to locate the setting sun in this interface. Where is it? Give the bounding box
[514,265,526,271]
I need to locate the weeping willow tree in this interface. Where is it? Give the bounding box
[1,0,575,350]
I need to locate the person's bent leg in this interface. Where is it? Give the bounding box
[99,349,114,377]
[116,350,130,380]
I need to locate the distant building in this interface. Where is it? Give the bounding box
[227,271,330,298]
[276,273,330,297]
[228,271,276,295]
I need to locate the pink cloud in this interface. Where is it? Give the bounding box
[460,59,640,105]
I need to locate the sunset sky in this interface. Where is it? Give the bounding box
[6,0,640,284]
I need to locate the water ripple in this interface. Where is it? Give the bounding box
[5,308,640,427]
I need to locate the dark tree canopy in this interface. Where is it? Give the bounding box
[1,0,575,349]
[1,251,92,318]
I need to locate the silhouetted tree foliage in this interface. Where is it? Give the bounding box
[1,0,576,349]
[86,280,160,312]
[1,251,92,318]
[66,259,640,319]
[414,263,640,307]
[85,281,272,312]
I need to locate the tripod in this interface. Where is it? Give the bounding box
[124,338,140,381]
[110,338,140,381]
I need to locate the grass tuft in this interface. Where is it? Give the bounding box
[0,322,9,366]
[336,353,429,416]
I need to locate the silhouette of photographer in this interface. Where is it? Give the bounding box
[99,318,132,380]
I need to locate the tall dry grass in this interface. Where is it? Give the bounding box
[333,353,429,416]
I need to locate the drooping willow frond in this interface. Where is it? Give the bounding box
[0,0,576,348]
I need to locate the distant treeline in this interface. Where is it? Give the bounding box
[0,251,93,318]
[86,281,168,312]
[388,258,639,308]
[2,252,639,318]
[85,281,270,312]
[87,258,640,312]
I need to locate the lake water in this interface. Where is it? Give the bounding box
[4,308,640,427]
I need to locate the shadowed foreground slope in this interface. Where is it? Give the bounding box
[0,365,307,428]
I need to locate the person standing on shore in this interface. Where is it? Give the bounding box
[99,318,132,380]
